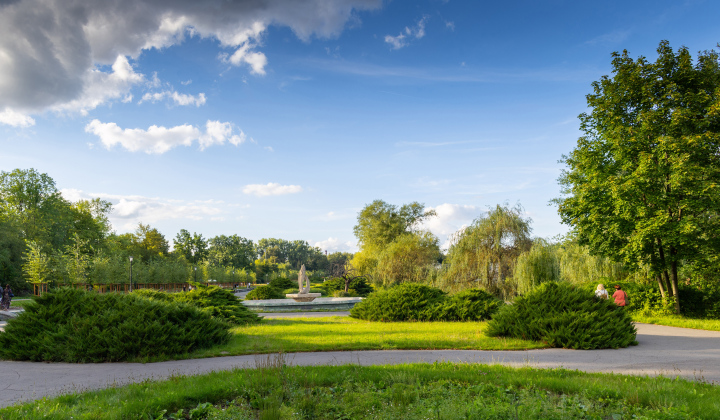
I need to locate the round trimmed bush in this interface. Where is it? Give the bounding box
[245,285,284,300]
[269,277,295,290]
[0,288,229,362]
[485,282,637,349]
[350,283,446,321]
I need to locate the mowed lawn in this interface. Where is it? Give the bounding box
[189,316,546,359]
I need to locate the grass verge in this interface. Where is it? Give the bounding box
[2,360,718,419]
[187,316,544,359]
[633,315,720,332]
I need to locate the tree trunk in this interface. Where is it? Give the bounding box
[656,238,673,297]
[656,275,666,299]
[670,259,681,314]
[344,276,349,293]
[662,270,673,297]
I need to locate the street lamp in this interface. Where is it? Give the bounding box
[194,266,197,283]
[129,256,134,293]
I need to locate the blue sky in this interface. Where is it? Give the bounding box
[1,0,719,252]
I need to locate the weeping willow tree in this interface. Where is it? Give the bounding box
[440,204,532,297]
[514,238,561,294]
[556,240,634,285]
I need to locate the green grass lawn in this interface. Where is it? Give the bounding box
[185,316,545,360]
[633,314,720,332]
[2,361,717,419]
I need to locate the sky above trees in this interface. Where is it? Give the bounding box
[1,0,719,253]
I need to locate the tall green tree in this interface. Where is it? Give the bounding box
[207,234,255,269]
[173,229,208,264]
[556,41,720,313]
[353,200,436,253]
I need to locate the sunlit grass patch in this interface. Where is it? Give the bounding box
[633,315,720,332]
[190,316,545,359]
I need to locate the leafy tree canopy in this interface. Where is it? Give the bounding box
[555,41,720,313]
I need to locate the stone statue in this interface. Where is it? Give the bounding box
[297,264,311,294]
[287,263,320,302]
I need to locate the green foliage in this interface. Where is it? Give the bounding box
[0,288,229,362]
[268,277,295,290]
[255,238,328,271]
[351,283,503,322]
[429,289,504,321]
[207,234,255,270]
[22,240,49,284]
[556,41,720,314]
[323,276,373,296]
[133,286,261,325]
[441,204,532,297]
[353,200,436,252]
[486,282,637,349]
[245,285,284,300]
[514,238,560,294]
[375,232,441,286]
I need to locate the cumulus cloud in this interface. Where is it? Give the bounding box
[313,237,358,253]
[0,0,382,117]
[242,183,303,196]
[0,107,35,127]
[420,203,484,250]
[385,16,428,50]
[60,188,225,231]
[85,119,247,154]
[140,90,207,107]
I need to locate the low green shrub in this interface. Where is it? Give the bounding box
[350,283,445,321]
[486,282,637,349]
[133,286,260,325]
[245,285,284,300]
[0,288,229,362]
[268,277,295,290]
[282,288,299,295]
[323,277,373,297]
[429,289,504,321]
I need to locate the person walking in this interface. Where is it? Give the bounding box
[612,285,628,308]
[595,284,608,300]
[0,284,12,311]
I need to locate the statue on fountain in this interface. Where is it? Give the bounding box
[286,264,321,302]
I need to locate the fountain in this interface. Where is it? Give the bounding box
[285,264,321,302]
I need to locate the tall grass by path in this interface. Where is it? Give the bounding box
[633,315,720,332]
[187,316,545,359]
[1,361,718,419]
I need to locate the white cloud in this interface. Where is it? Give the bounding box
[50,55,145,116]
[242,183,303,197]
[385,16,428,50]
[85,119,247,154]
[420,203,484,250]
[0,0,382,113]
[313,237,358,253]
[60,188,225,231]
[140,90,207,106]
[0,107,35,127]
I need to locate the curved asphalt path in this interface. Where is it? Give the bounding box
[0,319,719,408]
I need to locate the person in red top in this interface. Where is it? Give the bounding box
[612,285,628,307]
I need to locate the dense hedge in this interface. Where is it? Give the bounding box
[133,286,260,325]
[245,285,285,300]
[323,277,373,297]
[0,288,229,362]
[268,277,296,290]
[350,283,502,322]
[486,282,637,349]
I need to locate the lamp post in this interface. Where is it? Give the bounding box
[194,266,197,283]
[129,256,134,293]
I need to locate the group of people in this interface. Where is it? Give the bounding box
[595,283,628,307]
[0,284,13,311]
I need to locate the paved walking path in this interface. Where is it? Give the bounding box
[0,322,718,407]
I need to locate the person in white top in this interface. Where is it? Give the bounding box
[595,283,608,299]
